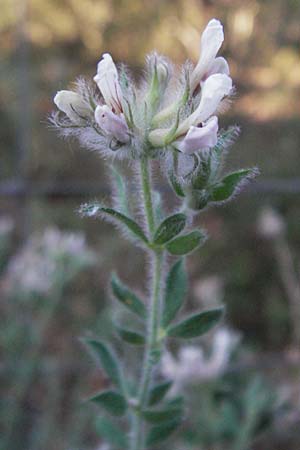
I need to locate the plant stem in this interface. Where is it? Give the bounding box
[140,157,155,238]
[130,158,164,450]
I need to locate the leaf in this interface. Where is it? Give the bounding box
[166,230,206,255]
[89,390,127,416]
[153,213,186,245]
[162,259,187,327]
[165,396,184,409]
[168,171,185,197]
[79,202,148,243]
[146,417,182,447]
[167,307,224,339]
[148,381,173,406]
[83,338,123,389]
[94,416,128,448]
[210,168,259,202]
[115,325,145,345]
[111,273,147,319]
[142,406,183,424]
[111,166,129,215]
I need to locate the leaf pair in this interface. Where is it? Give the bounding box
[154,213,206,255]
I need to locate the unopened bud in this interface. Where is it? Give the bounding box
[54,90,91,124]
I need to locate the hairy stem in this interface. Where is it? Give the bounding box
[140,157,155,237]
[130,158,164,450]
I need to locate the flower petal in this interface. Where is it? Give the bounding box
[175,116,219,154]
[95,105,129,143]
[191,19,224,91]
[176,73,232,136]
[93,53,123,114]
[206,57,230,78]
[54,90,91,123]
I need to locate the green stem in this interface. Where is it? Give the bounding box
[130,158,164,450]
[140,157,155,237]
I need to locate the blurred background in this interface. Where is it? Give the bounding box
[1,0,300,449]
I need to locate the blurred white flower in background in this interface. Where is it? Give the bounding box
[161,327,240,393]
[5,227,97,298]
[194,275,224,307]
[257,206,285,239]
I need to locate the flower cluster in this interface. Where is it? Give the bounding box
[52,19,257,212]
[5,227,96,298]
[53,18,230,155]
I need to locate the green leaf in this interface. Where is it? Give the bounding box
[165,396,184,409]
[115,325,145,345]
[83,338,123,389]
[111,166,129,215]
[94,416,128,448]
[79,202,148,243]
[148,381,173,406]
[210,168,259,202]
[167,307,224,339]
[89,390,127,416]
[162,259,187,327]
[166,230,206,255]
[146,417,182,447]
[153,213,186,245]
[111,273,147,319]
[168,171,185,197]
[142,406,183,424]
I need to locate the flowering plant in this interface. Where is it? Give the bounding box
[52,18,258,450]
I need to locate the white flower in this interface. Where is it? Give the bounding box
[257,207,285,239]
[95,105,130,143]
[190,18,228,92]
[177,73,232,135]
[175,115,218,154]
[161,328,240,393]
[93,53,124,114]
[206,56,229,78]
[54,90,91,124]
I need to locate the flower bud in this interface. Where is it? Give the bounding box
[54,90,91,124]
[156,60,169,85]
[95,105,130,143]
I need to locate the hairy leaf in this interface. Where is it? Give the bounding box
[148,381,173,406]
[142,406,183,424]
[146,417,182,446]
[115,325,145,345]
[210,168,259,202]
[168,307,224,339]
[89,390,127,416]
[111,273,146,319]
[162,259,187,327]
[83,338,123,389]
[168,171,185,197]
[94,416,128,448]
[166,230,206,255]
[154,213,186,245]
[79,202,149,243]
